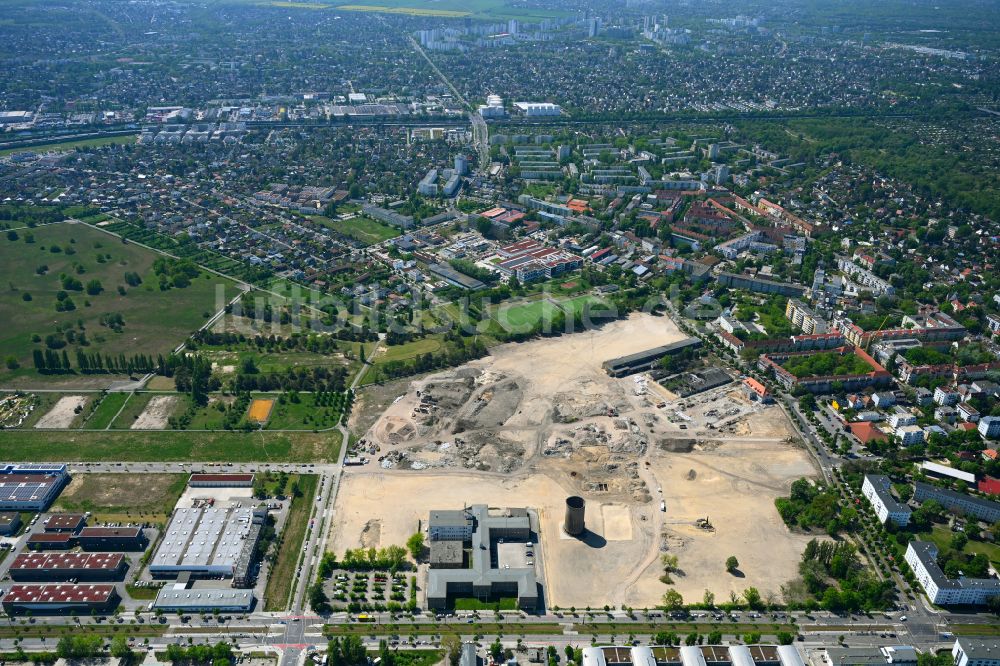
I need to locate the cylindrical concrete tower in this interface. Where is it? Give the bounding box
[564,496,586,536]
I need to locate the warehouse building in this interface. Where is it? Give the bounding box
[822,647,917,666]
[27,532,73,551]
[9,552,128,582]
[153,581,256,612]
[0,463,69,511]
[602,338,702,377]
[580,644,803,666]
[44,513,86,533]
[0,511,21,536]
[188,473,255,488]
[77,526,148,551]
[2,584,120,615]
[426,504,537,611]
[150,506,265,585]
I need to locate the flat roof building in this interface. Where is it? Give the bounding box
[188,474,254,488]
[913,481,1000,522]
[27,532,73,550]
[9,552,128,582]
[906,541,1000,605]
[2,584,119,615]
[602,338,702,377]
[150,506,265,585]
[862,475,911,527]
[0,511,21,536]
[153,584,256,612]
[823,647,917,666]
[953,638,1000,666]
[426,504,537,611]
[44,513,87,533]
[0,464,69,511]
[77,526,148,552]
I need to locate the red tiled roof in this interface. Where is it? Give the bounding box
[849,422,888,444]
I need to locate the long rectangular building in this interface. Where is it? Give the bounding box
[77,526,148,551]
[581,645,802,666]
[188,474,255,488]
[0,464,69,511]
[153,585,256,612]
[602,338,702,377]
[906,541,1000,605]
[150,506,265,583]
[9,552,128,582]
[913,482,1000,522]
[2,584,119,615]
[861,475,911,527]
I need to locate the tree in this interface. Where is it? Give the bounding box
[776,632,795,645]
[702,589,715,608]
[384,544,407,571]
[707,630,722,644]
[662,589,684,611]
[110,635,133,660]
[406,531,425,560]
[490,638,504,662]
[726,556,740,573]
[85,279,104,295]
[743,632,762,645]
[309,582,331,614]
[441,634,463,666]
[743,587,762,609]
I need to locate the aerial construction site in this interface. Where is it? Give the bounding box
[330,312,818,608]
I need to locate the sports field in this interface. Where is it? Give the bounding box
[560,294,613,317]
[0,222,233,387]
[493,299,561,332]
[247,398,275,423]
[308,214,400,245]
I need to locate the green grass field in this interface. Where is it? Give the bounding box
[559,294,613,317]
[52,473,187,522]
[379,336,444,362]
[453,596,518,611]
[360,336,444,384]
[264,474,318,611]
[265,394,342,430]
[0,222,236,386]
[81,392,131,429]
[0,134,137,157]
[0,429,341,462]
[925,524,1000,568]
[308,214,401,245]
[493,299,561,332]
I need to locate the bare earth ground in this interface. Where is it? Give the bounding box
[33,395,88,429]
[330,313,818,608]
[131,395,179,430]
